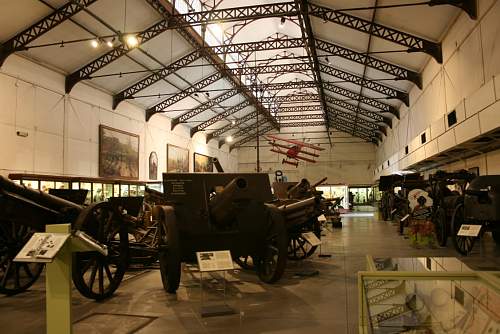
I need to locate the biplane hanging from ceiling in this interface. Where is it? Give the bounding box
[265,134,325,167]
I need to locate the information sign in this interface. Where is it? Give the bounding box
[15,233,70,263]
[196,250,234,272]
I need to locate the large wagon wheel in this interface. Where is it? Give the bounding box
[72,202,129,300]
[155,206,181,294]
[0,222,44,295]
[451,203,476,256]
[257,218,287,284]
[287,220,321,260]
[433,207,448,247]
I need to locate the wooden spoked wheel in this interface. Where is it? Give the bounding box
[257,220,287,284]
[72,202,129,300]
[155,206,181,294]
[433,207,448,247]
[451,203,476,256]
[0,222,44,295]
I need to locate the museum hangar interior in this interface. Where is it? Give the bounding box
[1,0,500,333]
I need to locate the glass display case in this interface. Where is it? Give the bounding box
[359,256,500,334]
[316,184,348,208]
[8,173,160,203]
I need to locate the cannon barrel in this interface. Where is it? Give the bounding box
[211,157,224,173]
[278,197,317,215]
[286,178,310,198]
[0,175,82,212]
[311,177,328,188]
[209,177,248,226]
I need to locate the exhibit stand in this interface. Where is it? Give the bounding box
[14,224,107,334]
[196,250,237,317]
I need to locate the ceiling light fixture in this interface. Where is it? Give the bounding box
[279,17,286,29]
[226,135,233,143]
[231,120,236,125]
[90,39,99,48]
[325,56,331,65]
[107,37,115,47]
[125,35,139,48]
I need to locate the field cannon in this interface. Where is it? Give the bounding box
[450,175,500,255]
[0,175,129,299]
[427,170,475,248]
[152,173,288,293]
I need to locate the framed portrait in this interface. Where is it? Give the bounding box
[167,144,189,172]
[468,166,479,177]
[99,125,139,179]
[194,153,213,173]
[149,151,158,180]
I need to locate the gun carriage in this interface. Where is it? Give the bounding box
[0,176,129,299]
[451,175,500,255]
[427,170,475,248]
[378,174,427,227]
[152,173,289,293]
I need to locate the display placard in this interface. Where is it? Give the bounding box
[302,232,322,246]
[457,224,482,237]
[317,214,327,222]
[391,209,397,214]
[14,233,70,263]
[196,250,234,272]
[400,214,410,222]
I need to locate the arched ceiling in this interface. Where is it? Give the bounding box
[0,0,478,149]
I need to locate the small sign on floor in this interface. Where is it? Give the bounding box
[457,224,481,237]
[196,250,234,272]
[302,232,322,246]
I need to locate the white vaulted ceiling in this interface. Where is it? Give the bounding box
[0,0,468,148]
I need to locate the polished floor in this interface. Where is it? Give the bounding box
[2,211,500,334]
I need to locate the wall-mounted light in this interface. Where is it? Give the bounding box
[16,130,28,137]
[279,17,286,29]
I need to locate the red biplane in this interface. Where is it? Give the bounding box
[265,134,325,167]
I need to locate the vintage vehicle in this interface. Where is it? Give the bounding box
[427,170,475,247]
[451,175,500,255]
[152,173,289,293]
[0,176,129,299]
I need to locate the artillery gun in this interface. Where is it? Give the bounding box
[0,175,129,299]
[427,170,475,248]
[152,173,289,293]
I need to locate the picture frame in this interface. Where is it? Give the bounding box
[149,151,158,180]
[167,144,189,172]
[99,125,140,179]
[193,153,213,173]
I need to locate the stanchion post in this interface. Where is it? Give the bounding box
[45,224,72,334]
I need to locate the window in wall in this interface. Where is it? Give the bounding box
[447,110,457,127]
[405,146,409,155]
[421,132,427,144]
[387,160,390,167]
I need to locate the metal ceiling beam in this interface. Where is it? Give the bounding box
[168,2,297,28]
[207,111,257,143]
[319,63,408,105]
[172,89,240,129]
[0,0,98,67]
[112,50,201,109]
[190,100,251,137]
[293,0,331,145]
[315,38,422,88]
[228,123,275,151]
[146,71,224,120]
[146,0,279,130]
[308,2,443,63]
[324,95,392,126]
[327,108,385,135]
[261,94,319,104]
[277,114,324,121]
[277,105,323,113]
[211,37,420,87]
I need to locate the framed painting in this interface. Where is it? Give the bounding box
[194,153,213,173]
[167,144,189,172]
[99,125,140,179]
[149,151,158,180]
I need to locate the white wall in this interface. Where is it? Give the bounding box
[0,54,238,179]
[375,0,500,178]
[237,135,376,185]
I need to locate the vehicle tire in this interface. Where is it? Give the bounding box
[257,208,287,283]
[72,202,129,300]
[155,206,181,294]
[433,207,448,247]
[451,203,476,256]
